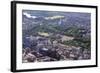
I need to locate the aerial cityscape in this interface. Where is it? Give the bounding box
[22,10,91,63]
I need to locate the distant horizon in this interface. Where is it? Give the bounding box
[22,10,91,19]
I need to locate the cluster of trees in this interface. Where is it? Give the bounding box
[61,26,91,50]
[23,22,91,50]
